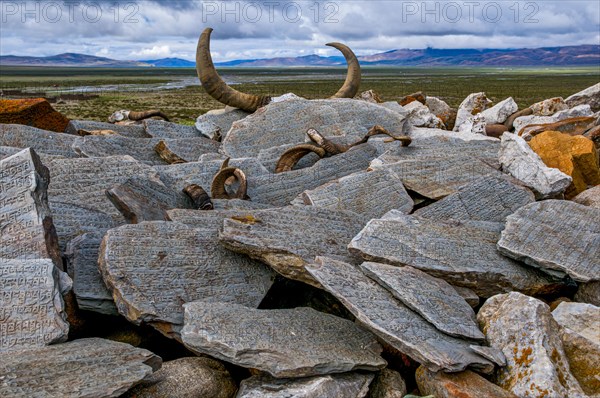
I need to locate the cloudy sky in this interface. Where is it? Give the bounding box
[1,0,599,61]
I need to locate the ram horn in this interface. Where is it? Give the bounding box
[197,28,271,112]
[211,158,248,199]
[275,144,327,173]
[128,110,170,121]
[306,128,348,155]
[183,184,213,210]
[327,42,361,99]
[504,107,533,130]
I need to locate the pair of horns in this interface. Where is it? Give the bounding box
[196,28,361,112]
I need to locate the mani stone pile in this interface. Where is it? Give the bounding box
[1,83,599,398]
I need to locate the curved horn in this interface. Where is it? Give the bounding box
[327,42,361,99]
[211,159,248,199]
[197,28,271,112]
[128,110,170,121]
[275,144,327,173]
[504,107,532,131]
[306,128,348,155]
[183,184,214,210]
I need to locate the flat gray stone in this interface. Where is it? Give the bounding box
[572,185,600,209]
[305,257,494,373]
[99,220,275,339]
[0,259,70,353]
[72,136,167,165]
[222,99,409,158]
[479,97,518,124]
[453,286,480,308]
[154,137,220,163]
[0,124,79,158]
[182,301,386,378]
[236,373,374,398]
[498,200,600,282]
[219,206,367,287]
[349,212,560,297]
[0,337,161,398]
[295,168,413,220]
[143,119,201,139]
[212,199,273,210]
[65,120,149,138]
[414,176,535,222]
[360,262,484,340]
[566,82,600,112]
[195,107,250,141]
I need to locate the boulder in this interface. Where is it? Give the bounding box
[554,104,594,119]
[0,98,69,132]
[399,91,426,106]
[195,107,250,141]
[181,302,386,378]
[519,116,597,141]
[566,83,600,112]
[143,119,202,139]
[530,97,568,116]
[574,281,600,306]
[478,292,586,398]
[415,366,518,398]
[404,101,444,128]
[153,137,221,163]
[367,368,407,398]
[425,96,455,129]
[65,120,149,138]
[480,97,518,124]
[358,89,383,103]
[456,114,487,135]
[0,124,79,158]
[72,136,168,166]
[453,92,491,132]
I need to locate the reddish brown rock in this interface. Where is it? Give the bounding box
[0,98,69,132]
[415,366,518,398]
[399,91,426,106]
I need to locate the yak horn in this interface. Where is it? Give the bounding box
[327,42,361,99]
[211,158,248,199]
[128,110,170,121]
[504,107,532,130]
[197,28,271,112]
[275,144,327,173]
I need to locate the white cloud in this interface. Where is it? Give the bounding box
[130,45,172,58]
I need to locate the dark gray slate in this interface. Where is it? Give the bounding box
[64,120,149,138]
[72,136,167,165]
[219,206,367,287]
[349,211,560,297]
[305,257,494,373]
[143,119,202,139]
[498,200,600,282]
[0,124,79,158]
[99,221,275,339]
[182,301,386,378]
[154,137,220,163]
[0,338,161,398]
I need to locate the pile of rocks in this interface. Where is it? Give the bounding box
[1,82,599,398]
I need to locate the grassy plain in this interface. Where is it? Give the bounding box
[1,66,598,125]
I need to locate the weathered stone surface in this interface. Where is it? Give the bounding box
[0,148,62,267]
[415,366,518,398]
[572,184,600,208]
[552,302,600,395]
[410,127,498,142]
[529,131,600,198]
[566,82,600,112]
[123,357,236,398]
[367,368,407,398]
[404,101,444,128]
[183,302,385,378]
[358,89,383,103]
[211,198,273,210]
[574,281,600,306]
[195,107,250,141]
[154,137,220,163]
[72,135,167,165]
[219,206,366,287]
[453,286,480,308]
[518,116,597,141]
[64,120,149,138]
[498,200,600,282]
[0,145,22,160]
[65,232,118,316]
[478,292,586,398]
[0,337,161,397]
[237,373,374,398]
[349,211,560,297]
[453,92,491,132]
[0,259,70,352]
[222,99,409,158]
[0,124,79,158]
[555,104,594,119]
[530,97,568,116]
[99,220,275,338]
[306,257,494,373]
[257,142,321,172]
[0,98,69,132]
[414,176,535,222]
[457,114,487,135]
[480,97,518,124]
[499,132,572,199]
[143,119,202,139]
[425,96,455,129]
[513,115,557,135]
[360,262,484,340]
[296,169,413,219]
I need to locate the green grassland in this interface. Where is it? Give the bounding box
[1,66,598,124]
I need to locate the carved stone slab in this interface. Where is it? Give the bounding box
[222,99,409,158]
[305,257,493,373]
[0,259,70,353]
[182,301,386,378]
[360,262,484,340]
[236,373,374,398]
[296,168,414,220]
[219,206,367,287]
[0,146,21,161]
[72,136,167,165]
[143,119,201,139]
[498,200,600,282]
[211,199,273,211]
[349,212,559,297]
[65,233,118,316]
[0,337,162,398]
[99,221,275,339]
[414,176,535,222]
[257,142,321,173]
[65,120,149,138]
[1,148,62,267]
[195,108,250,141]
[154,138,220,163]
[0,124,79,158]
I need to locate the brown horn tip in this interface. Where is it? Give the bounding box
[183,184,214,210]
[128,110,170,121]
[326,42,361,99]
[197,28,271,112]
[275,144,327,173]
[211,163,248,199]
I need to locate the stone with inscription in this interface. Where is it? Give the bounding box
[295,168,413,220]
[0,124,79,158]
[65,120,149,138]
[154,137,220,164]
[99,220,275,339]
[0,258,70,353]
[195,107,250,141]
[305,257,494,373]
[498,200,600,282]
[219,206,367,287]
[257,142,321,173]
[414,176,535,222]
[0,146,22,161]
[212,199,273,210]
[349,211,560,297]
[236,373,374,398]
[182,301,386,378]
[0,337,161,397]
[143,119,202,139]
[72,135,167,165]
[0,148,62,267]
[360,262,484,340]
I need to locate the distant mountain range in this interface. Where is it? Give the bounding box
[1,45,599,68]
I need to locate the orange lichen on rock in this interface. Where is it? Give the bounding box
[0,98,70,132]
[529,131,600,198]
